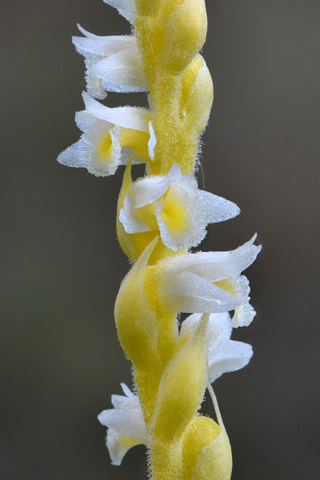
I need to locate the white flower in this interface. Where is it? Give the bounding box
[180,312,253,383]
[119,163,240,251]
[58,92,154,176]
[98,383,147,465]
[157,235,261,326]
[73,26,147,99]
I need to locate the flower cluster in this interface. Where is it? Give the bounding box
[59,0,261,479]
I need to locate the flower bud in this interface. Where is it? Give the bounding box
[114,238,159,368]
[182,416,221,479]
[189,386,233,480]
[163,0,207,72]
[182,56,214,133]
[152,314,209,442]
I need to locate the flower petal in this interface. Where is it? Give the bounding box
[106,428,141,466]
[180,312,253,382]
[197,190,240,223]
[148,121,156,161]
[98,407,147,443]
[73,27,134,56]
[82,91,151,131]
[73,31,144,98]
[58,116,123,177]
[103,0,135,24]
[98,384,148,452]
[57,139,88,169]
[208,339,253,383]
[134,163,182,208]
[96,50,148,93]
[120,192,151,233]
[180,312,232,347]
[230,275,256,327]
[160,271,241,313]
[160,235,261,282]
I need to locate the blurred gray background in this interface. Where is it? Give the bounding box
[1,0,319,479]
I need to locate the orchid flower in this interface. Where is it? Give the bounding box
[73,26,147,99]
[156,235,261,326]
[58,92,154,176]
[98,383,148,465]
[119,163,240,251]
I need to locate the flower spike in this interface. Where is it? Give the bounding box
[59,0,261,478]
[58,92,153,176]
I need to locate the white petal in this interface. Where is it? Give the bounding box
[160,235,261,282]
[96,50,148,93]
[148,121,156,161]
[103,0,135,24]
[206,312,233,346]
[90,125,122,176]
[180,312,252,382]
[160,271,241,313]
[84,66,107,100]
[197,190,240,223]
[75,110,112,133]
[120,193,151,233]
[155,184,205,251]
[73,29,134,56]
[82,91,151,131]
[106,428,141,466]
[98,385,147,444]
[58,118,123,177]
[156,183,219,251]
[232,302,256,327]
[99,384,147,465]
[98,407,147,443]
[181,312,231,347]
[120,383,135,398]
[230,275,256,327]
[73,32,142,98]
[57,139,88,169]
[134,163,182,208]
[208,340,253,383]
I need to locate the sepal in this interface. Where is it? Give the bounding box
[163,0,207,72]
